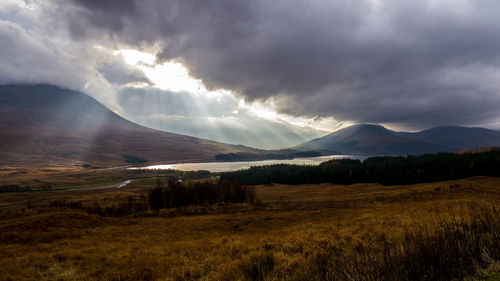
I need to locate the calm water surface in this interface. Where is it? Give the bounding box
[134,155,371,173]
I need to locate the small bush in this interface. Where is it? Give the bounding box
[149,186,163,213]
[240,250,275,281]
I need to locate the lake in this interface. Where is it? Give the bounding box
[134,155,371,173]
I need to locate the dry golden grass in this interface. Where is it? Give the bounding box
[0,166,87,182]
[1,177,500,280]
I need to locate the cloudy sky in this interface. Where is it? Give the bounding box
[1,0,500,149]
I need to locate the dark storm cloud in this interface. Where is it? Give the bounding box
[65,0,138,37]
[36,0,500,128]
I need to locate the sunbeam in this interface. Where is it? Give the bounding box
[114,48,334,148]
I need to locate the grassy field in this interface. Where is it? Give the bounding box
[1,176,500,280]
[0,168,213,191]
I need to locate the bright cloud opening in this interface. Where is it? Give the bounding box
[115,48,338,134]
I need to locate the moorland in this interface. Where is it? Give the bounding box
[2,167,500,280]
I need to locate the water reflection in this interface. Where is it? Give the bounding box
[133,155,371,173]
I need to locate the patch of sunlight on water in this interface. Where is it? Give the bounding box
[130,155,371,173]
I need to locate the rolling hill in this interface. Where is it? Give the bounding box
[297,124,500,155]
[397,126,500,148]
[0,84,258,171]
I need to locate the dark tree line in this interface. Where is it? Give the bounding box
[0,184,51,192]
[48,195,149,217]
[221,150,500,186]
[149,179,255,212]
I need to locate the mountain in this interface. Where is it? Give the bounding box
[0,84,257,171]
[296,124,500,155]
[397,126,500,149]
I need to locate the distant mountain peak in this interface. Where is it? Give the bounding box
[337,123,387,130]
[322,124,395,140]
[340,123,392,133]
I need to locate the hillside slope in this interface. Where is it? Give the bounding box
[0,84,256,170]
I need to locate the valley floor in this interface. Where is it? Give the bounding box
[1,177,500,280]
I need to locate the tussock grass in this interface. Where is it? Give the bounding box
[279,203,500,281]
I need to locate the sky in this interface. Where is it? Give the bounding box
[1,0,500,149]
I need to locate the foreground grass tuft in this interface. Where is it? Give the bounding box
[240,249,275,281]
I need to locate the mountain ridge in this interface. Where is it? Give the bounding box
[2,84,500,174]
[297,124,500,155]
